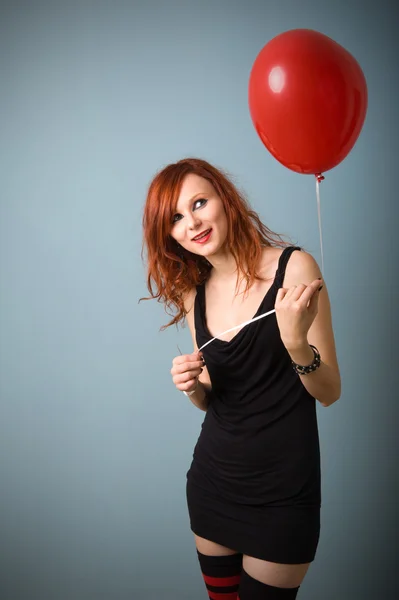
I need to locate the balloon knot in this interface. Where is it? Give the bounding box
[315,173,325,183]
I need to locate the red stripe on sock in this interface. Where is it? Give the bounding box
[203,574,241,587]
[208,591,238,600]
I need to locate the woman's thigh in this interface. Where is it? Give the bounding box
[243,556,311,589]
[194,534,240,556]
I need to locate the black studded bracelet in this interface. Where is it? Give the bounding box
[292,344,321,375]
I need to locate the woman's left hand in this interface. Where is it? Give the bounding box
[275,278,323,351]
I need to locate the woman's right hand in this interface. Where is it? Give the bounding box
[171,352,204,393]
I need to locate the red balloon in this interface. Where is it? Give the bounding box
[248,29,368,174]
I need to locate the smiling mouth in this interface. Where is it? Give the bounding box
[192,228,212,241]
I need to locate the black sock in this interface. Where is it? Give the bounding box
[238,568,300,599]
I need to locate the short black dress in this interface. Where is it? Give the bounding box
[186,246,321,564]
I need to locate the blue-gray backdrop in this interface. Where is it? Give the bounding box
[1,1,397,599]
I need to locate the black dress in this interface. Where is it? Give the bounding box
[186,246,321,564]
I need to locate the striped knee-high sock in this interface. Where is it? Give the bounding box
[196,550,242,600]
[238,569,300,599]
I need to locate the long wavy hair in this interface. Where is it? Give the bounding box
[140,158,290,329]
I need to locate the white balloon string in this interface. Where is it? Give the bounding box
[315,174,325,275]
[198,308,276,351]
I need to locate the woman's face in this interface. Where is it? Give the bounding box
[170,174,228,258]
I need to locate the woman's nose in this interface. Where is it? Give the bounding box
[187,213,201,229]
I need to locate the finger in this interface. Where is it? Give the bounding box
[173,373,199,389]
[296,281,323,308]
[171,360,204,375]
[180,378,198,392]
[172,357,204,372]
[308,278,323,293]
[308,282,323,311]
[276,287,289,302]
[288,277,323,303]
[173,353,202,366]
[288,284,308,302]
[175,369,202,385]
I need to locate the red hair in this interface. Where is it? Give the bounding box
[141,158,290,329]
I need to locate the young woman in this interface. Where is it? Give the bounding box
[141,158,341,599]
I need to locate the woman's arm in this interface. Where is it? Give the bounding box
[278,250,341,408]
[182,289,212,412]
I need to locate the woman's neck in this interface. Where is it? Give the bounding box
[206,250,240,281]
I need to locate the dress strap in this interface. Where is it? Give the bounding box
[194,283,205,333]
[274,245,302,288]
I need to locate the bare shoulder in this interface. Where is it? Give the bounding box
[283,248,322,287]
[264,246,285,261]
[259,245,285,278]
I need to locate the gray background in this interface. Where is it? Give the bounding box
[0,0,398,598]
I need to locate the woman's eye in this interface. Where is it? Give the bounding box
[194,198,207,209]
[172,199,207,224]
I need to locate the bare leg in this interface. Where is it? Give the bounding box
[194,534,239,556]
